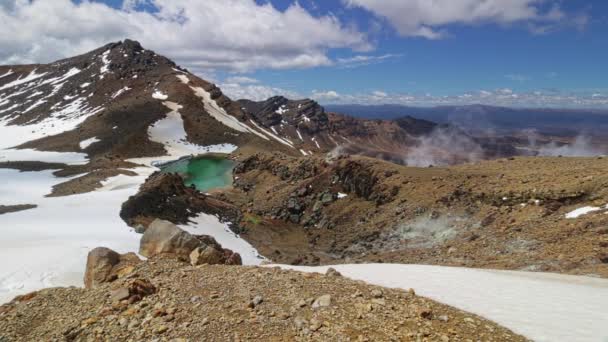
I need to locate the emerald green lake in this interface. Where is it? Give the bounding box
[160,156,235,192]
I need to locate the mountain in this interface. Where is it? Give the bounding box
[0,39,296,163]
[325,104,608,137]
[239,97,521,165]
[2,41,608,342]
[2,41,488,170]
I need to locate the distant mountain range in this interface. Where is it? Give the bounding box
[325,104,608,137]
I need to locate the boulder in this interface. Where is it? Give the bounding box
[84,247,141,289]
[189,245,225,266]
[139,219,201,259]
[312,294,331,309]
[84,247,120,288]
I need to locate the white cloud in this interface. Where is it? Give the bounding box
[311,90,341,101]
[336,53,402,68]
[220,82,301,101]
[0,0,370,72]
[224,76,260,84]
[312,88,608,108]
[372,90,388,97]
[343,0,568,39]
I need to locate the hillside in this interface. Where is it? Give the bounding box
[0,220,526,342]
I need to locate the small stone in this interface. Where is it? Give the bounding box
[310,318,322,332]
[325,268,342,277]
[155,325,169,334]
[371,298,386,306]
[371,289,383,298]
[110,288,130,302]
[438,315,449,322]
[127,320,140,330]
[294,317,308,330]
[416,306,433,319]
[464,317,476,324]
[249,295,263,308]
[312,294,331,309]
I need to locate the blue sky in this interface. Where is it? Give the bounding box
[2,0,607,107]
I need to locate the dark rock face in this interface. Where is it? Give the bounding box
[119,172,240,229]
[239,96,328,134]
[233,153,399,228]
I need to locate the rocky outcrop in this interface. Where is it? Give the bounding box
[139,219,242,265]
[84,247,141,289]
[139,219,202,259]
[239,96,328,134]
[120,172,240,230]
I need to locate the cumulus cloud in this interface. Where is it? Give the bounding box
[343,0,570,39]
[219,82,301,101]
[0,0,370,72]
[313,88,608,108]
[311,90,342,101]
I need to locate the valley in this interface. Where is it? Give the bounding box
[0,40,607,342]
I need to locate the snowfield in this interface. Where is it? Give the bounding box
[0,92,242,303]
[275,264,608,342]
[0,168,144,304]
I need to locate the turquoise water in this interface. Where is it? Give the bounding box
[160,156,235,192]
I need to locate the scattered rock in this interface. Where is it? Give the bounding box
[312,294,331,309]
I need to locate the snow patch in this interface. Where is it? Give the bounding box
[176,74,190,84]
[275,105,288,115]
[99,50,111,79]
[0,69,14,79]
[152,90,168,100]
[129,101,237,166]
[299,149,308,156]
[337,192,347,199]
[111,86,131,99]
[79,137,100,149]
[565,206,603,219]
[296,129,303,141]
[23,99,47,113]
[0,69,47,91]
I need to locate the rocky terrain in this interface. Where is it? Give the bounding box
[0,220,526,342]
[2,40,607,341]
[216,153,608,277]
